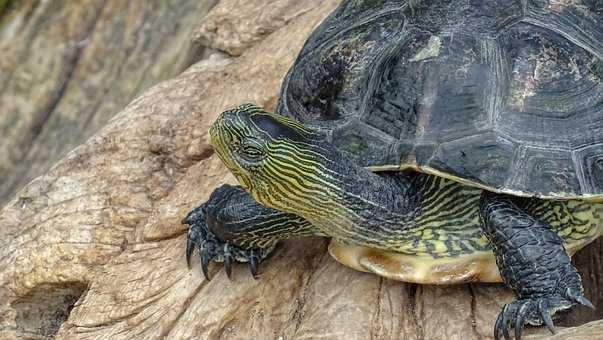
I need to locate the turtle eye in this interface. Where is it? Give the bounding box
[240,140,264,162]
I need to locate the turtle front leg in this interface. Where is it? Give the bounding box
[183,184,319,280]
[478,191,594,340]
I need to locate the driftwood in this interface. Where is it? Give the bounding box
[0,0,216,206]
[0,0,602,339]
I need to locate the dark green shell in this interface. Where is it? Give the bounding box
[278,0,603,199]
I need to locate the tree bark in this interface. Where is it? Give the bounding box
[0,1,601,339]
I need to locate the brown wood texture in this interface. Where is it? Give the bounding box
[0,0,218,206]
[0,1,601,339]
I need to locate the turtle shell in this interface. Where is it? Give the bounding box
[278,0,603,200]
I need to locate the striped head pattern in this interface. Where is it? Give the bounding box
[210,104,339,217]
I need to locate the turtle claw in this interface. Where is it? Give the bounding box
[495,304,512,340]
[224,248,234,279]
[577,296,595,309]
[183,202,272,280]
[494,307,504,340]
[566,287,595,309]
[186,235,195,269]
[494,300,530,340]
[538,300,556,335]
[200,247,213,281]
[514,303,529,340]
[249,251,260,278]
[494,288,594,340]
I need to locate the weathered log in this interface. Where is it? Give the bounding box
[0,0,217,206]
[0,1,601,339]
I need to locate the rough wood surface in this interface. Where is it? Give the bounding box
[0,1,601,339]
[0,0,218,206]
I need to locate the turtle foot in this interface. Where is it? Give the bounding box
[183,203,272,281]
[494,289,595,340]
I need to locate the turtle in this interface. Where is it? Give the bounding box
[183,0,603,339]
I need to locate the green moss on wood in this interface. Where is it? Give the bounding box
[0,0,19,20]
[0,0,10,17]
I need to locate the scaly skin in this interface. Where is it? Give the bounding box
[480,192,594,340]
[185,104,600,339]
[183,184,316,280]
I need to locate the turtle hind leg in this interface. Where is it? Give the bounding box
[183,184,318,280]
[479,191,594,340]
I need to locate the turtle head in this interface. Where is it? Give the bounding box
[210,104,329,213]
